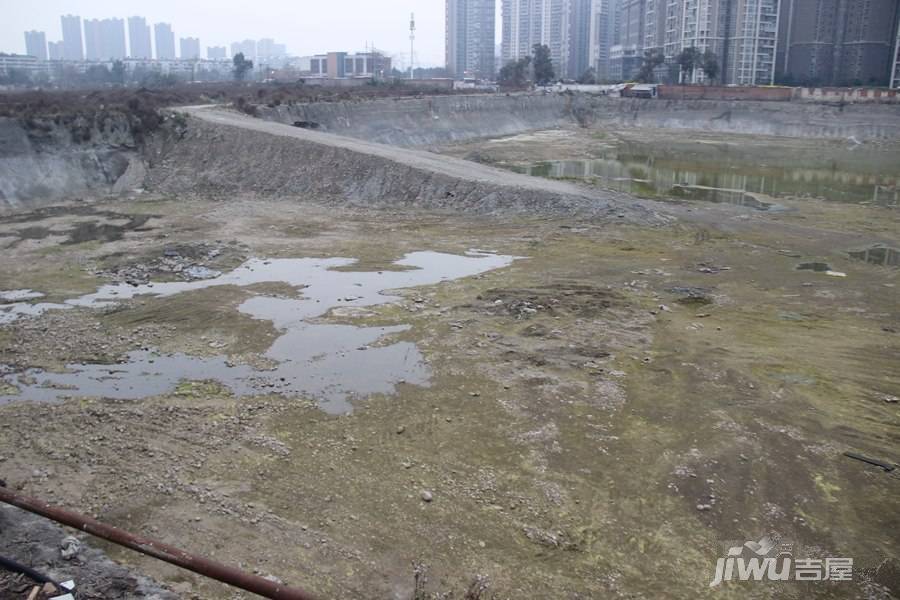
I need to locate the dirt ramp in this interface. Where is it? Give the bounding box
[148,107,657,222]
[257,94,573,147]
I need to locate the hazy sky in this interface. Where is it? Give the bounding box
[0,1,502,67]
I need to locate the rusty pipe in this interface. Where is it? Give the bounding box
[0,486,320,600]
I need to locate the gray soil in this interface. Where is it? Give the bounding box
[0,91,898,599]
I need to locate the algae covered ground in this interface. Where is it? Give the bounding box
[0,130,898,599]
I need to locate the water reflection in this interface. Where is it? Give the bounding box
[848,245,899,267]
[0,251,518,413]
[511,152,900,208]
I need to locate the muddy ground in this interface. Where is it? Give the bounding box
[0,126,899,599]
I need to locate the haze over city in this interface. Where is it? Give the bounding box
[0,0,484,67]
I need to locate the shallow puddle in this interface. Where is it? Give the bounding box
[507,153,899,208]
[0,251,518,413]
[0,214,153,248]
[848,245,899,267]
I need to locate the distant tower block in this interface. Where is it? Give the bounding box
[409,12,416,79]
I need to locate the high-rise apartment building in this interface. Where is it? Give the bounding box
[48,41,63,61]
[446,0,497,79]
[231,40,257,62]
[60,15,84,61]
[154,23,176,60]
[84,18,126,60]
[588,0,609,77]
[256,39,287,62]
[24,31,48,60]
[609,0,646,79]
[83,19,101,60]
[502,0,554,71]
[893,13,900,88]
[725,0,779,85]
[603,0,779,84]
[503,0,594,78]
[568,0,595,78]
[208,46,228,60]
[180,37,201,60]
[778,0,899,86]
[128,17,152,59]
[104,18,127,59]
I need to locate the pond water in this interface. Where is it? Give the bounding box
[0,251,518,413]
[508,153,900,209]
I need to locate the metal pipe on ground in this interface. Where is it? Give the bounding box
[0,486,320,600]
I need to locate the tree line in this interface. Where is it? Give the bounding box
[497,44,722,86]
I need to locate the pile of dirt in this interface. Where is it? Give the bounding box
[0,505,176,599]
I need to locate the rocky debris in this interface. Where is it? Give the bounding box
[0,507,177,599]
[59,536,81,561]
[522,526,574,550]
[92,241,248,285]
[695,262,731,274]
[0,309,176,370]
[420,490,434,503]
[666,286,714,306]
[476,285,618,319]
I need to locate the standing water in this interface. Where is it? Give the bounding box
[0,251,518,414]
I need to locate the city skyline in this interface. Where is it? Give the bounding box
[0,0,464,67]
[4,0,898,87]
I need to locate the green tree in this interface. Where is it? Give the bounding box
[701,51,720,84]
[636,49,665,83]
[85,64,111,84]
[676,47,701,82]
[577,67,597,84]
[111,60,126,85]
[532,44,555,86]
[498,56,532,87]
[233,52,254,81]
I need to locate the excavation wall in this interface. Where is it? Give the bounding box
[258,93,900,145]
[146,107,652,221]
[3,92,899,215]
[256,94,573,147]
[579,97,900,140]
[0,116,146,214]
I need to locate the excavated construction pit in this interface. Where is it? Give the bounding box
[0,92,898,599]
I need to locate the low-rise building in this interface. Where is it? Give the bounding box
[300,51,391,79]
[0,54,51,79]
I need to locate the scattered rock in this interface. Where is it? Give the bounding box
[59,536,81,560]
[420,490,434,503]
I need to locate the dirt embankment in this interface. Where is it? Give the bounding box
[0,110,170,215]
[256,94,573,147]
[146,107,660,222]
[258,93,900,146]
[575,96,900,140]
[3,88,899,216]
[0,84,470,214]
